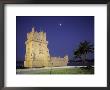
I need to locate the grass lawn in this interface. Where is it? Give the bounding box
[16,67,94,74]
[50,67,94,74]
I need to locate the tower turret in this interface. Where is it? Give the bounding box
[32,26,35,32]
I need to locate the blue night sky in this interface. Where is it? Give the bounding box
[16,16,94,61]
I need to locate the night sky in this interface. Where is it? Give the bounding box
[16,16,94,61]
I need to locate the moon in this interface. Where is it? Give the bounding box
[59,23,62,26]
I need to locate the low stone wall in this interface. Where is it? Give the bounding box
[50,57,68,67]
[51,60,67,67]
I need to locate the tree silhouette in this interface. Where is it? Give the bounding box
[74,40,94,64]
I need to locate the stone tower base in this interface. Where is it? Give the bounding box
[24,60,49,68]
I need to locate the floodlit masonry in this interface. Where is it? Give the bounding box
[24,27,68,68]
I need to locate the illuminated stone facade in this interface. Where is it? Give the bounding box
[24,27,68,68]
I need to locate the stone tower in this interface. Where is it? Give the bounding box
[24,27,50,68]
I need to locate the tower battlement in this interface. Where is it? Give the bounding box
[26,27,47,44]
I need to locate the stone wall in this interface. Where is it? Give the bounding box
[50,56,68,67]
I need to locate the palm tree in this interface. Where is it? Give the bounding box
[74,49,81,60]
[74,40,94,64]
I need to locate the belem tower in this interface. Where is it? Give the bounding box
[24,27,68,68]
